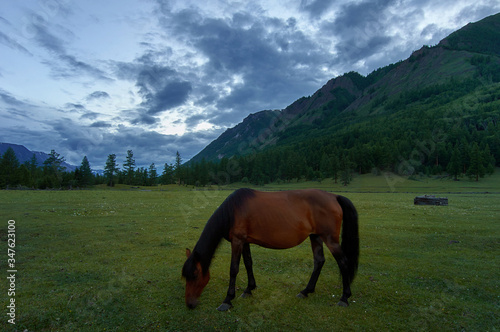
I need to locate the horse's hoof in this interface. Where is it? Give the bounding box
[240,292,252,299]
[296,292,307,299]
[217,303,232,311]
[337,300,349,307]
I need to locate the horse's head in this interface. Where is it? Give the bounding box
[182,248,210,309]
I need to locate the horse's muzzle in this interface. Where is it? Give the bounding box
[186,299,198,309]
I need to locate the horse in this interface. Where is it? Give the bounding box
[182,188,359,311]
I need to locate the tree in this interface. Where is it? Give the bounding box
[0,147,20,188]
[340,156,353,186]
[320,153,332,179]
[174,151,182,185]
[148,163,158,186]
[161,163,175,184]
[331,154,340,184]
[43,150,66,188]
[447,145,462,180]
[123,150,136,185]
[466,142,485,181]
[78,156,93,187]
[104,154,119,186]
[26,154,38,188]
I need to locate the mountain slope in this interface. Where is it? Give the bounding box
[190,13,500,164]
[0,143,77,171]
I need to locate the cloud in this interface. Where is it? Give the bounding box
[89,121,112,128]
[300,0,335,18]
[30,16,111,81]
[0,89,26,107]
[80,112,101,121]
[153,4,331,129]
[0,30,32,56]
[141,79,192,115]
[86,91,110,101]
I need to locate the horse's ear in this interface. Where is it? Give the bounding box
[186,248,192,258]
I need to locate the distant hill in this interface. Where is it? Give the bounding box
[190,12,500,164]
[0,143,77,171]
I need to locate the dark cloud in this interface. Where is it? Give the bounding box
[325,0,396,64]
[80,112,101,120]
[142,80,192,115]
[86,91,110,101]
[130,112,160,126]
[300,0,335,18]
[155,5,329,128]
[89,121,112,128]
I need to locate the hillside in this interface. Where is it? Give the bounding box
[0,142,76,171]
[190,13,500,168]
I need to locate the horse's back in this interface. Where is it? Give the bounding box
[231,189,342,249]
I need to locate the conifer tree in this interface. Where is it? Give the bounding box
[123,150,136,185]
[104,154,119,186]
[79,156,93,187]
[0,147,20,188]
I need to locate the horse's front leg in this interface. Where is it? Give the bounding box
[217,239,243,311]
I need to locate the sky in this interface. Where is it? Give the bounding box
[1,0,499,170]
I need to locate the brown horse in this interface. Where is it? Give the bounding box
[182,188,359,311]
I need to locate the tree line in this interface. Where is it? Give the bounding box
[0,148,184,189]
[0,125,496,190]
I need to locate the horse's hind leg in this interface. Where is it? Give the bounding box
[324,238,352,306]
[241,242,256,298]
[298,234,325,298]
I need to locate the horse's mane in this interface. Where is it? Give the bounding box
[192,188,256,274]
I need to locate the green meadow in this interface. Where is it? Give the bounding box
[1,172,499,331]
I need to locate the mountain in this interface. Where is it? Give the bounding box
[190,13,500,164]
[0,143,77,171]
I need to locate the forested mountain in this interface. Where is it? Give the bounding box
[185,13,499,185]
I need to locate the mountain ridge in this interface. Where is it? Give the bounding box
[0,142,77,171]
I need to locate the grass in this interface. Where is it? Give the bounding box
[0,173,499,331]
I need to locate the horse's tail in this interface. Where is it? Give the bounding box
[337,195,359,283]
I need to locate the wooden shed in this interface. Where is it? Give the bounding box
[414,195,448,206]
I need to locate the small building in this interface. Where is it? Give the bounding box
[414,195,448,206]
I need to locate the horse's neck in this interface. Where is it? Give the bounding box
[193,220,225,271]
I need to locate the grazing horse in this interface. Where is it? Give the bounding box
[182,188,359,311]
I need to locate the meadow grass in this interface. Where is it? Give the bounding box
[0,173,499,331]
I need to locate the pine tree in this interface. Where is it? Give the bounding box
[0,147,20,188]
[104,154,119,186]
[148,163,158,185]
[467,143,484,181]
[161,163,174,184]
[340,156,353,186]
[447,145,462,180]
[26,154,38,188]
[43,150,66,188]
[79,156,93,187]
[331,153,340,184]
[123,150,136,185]
[175,151,182,185]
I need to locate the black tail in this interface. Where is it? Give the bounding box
[337,195,359,283]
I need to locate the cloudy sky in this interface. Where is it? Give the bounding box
[1,0,499,169]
